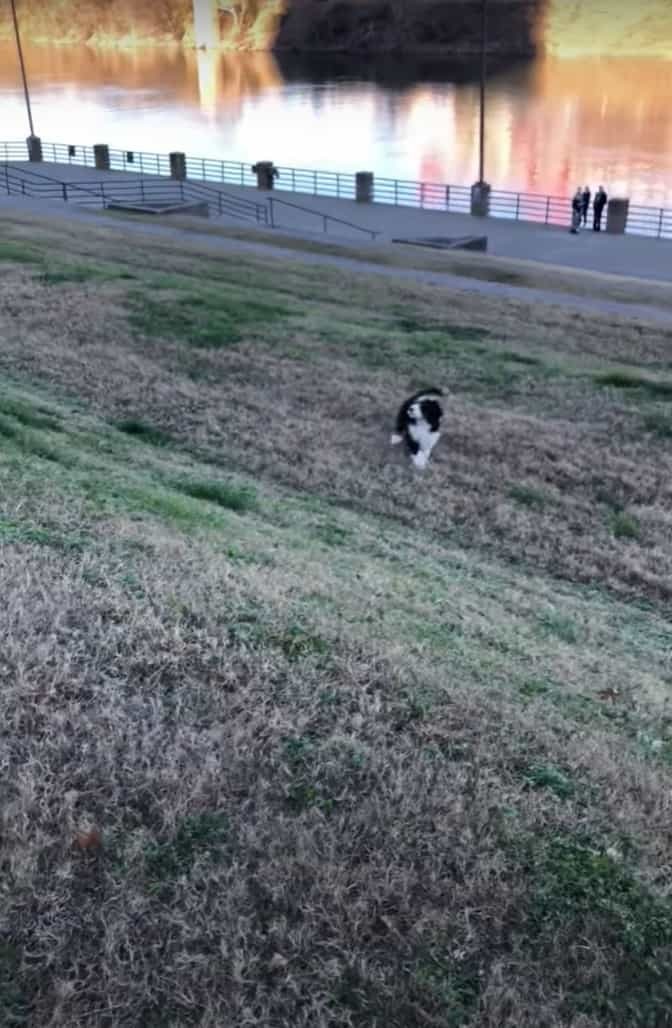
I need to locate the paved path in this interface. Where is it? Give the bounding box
[6,159,672,284]
[1,191,672,328]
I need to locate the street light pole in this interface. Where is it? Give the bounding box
[10,0,35,138]
[478,0,487,184]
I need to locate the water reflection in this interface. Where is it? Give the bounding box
[1,42,671,205]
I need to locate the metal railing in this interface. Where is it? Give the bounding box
[267,196,378,239]
[1,138,671,240]
[0,160,268,224]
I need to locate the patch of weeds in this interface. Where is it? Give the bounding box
[412,958,481,1028]
[269,624,330,662]
[528,836,672,1025]
[0,240,41,264]
[281,735,365,814]
[128,288,291,348]
[643,411,672,438]
[0,516,85,551]
[314,520,351,547]
[144,812,229,888]
[498,350,541,366]
[519,679,551,699]
[173,477,258,514]
[537,610,579,645]
[0,421,75,465]
[0,397,61,432]
[37,264,105,285]
[610,511,641,542]
[0,941,29,1026]
[115,418,174,447]
[0,415,19,439]
[394,313,490,342]
[508,482,549,510]
[123,486,211,528]
[282,735,321,812]
[522,763,574,800]
[594,369,672,399]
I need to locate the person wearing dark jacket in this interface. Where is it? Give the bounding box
[570,188,582,233]
[581,185,591,225]
[593,185,608,230]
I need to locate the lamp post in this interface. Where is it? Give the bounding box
[478,0,486,184]
[10,0,36,139]
[471,0,490,216]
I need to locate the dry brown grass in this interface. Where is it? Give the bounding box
[2,212,672,1027]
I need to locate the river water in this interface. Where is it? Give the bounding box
[1,42,671,206]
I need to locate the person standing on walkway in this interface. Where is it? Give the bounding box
[581,185,591,226]
[570,188,583,233]
[593,185,608,230]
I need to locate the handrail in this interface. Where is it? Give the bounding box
[267,195,378,238]
[0,164,268,224]
[2,139,671,240]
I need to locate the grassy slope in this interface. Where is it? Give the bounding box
[1,212,672,1028]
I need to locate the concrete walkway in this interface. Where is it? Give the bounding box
[2,190,672,329]
[6,159,672,285]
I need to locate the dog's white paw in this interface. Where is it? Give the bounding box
[412,451,429,469]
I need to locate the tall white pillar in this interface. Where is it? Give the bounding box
[193,0,219,49]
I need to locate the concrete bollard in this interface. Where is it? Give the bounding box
[355,171,374,203]
[252,161,279,190]
[606,197,629,235]
[470,180,491,217]
[27,135,43,162]
[93,144,110,171]
[169,151,187,181]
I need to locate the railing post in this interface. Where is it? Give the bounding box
[395,179,399,206]
[292,168,296,192]
[170,152,187,181]
[658,209,664,239]
[314,170,317,195]
[269,197,275,228]
[93,144,110,171]
[516,194,521,220]
[545,197,550,224]
[62,182,67,201]
[323,214,327,234]
[27,135,43,162]
[355,172,374,203]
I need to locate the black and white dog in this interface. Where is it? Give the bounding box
[390,388,444,469]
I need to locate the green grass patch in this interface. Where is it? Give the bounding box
[173,477,257,513]
[538,610,579,644]
[128,288,292,348]
[611,511,641,541]
[0,515,87,551]
[594,369,672,398]
[144,811,229,885]
[0,240,41,264]
[37,264,105,285]
[508,482,550,510]
[314,520,351,547]
[498,350,541,366]
[528,836,672,1025]
[522,763,575,800]
[0,396,62,432]
[115,418,174,447]
[0,419,75,466]
[643,411,672,438]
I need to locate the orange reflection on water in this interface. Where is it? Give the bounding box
[1,43,671,205]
